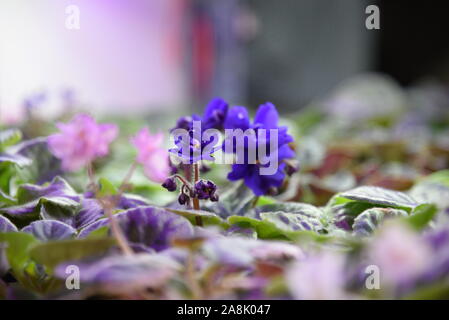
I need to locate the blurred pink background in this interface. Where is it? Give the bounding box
[0,0,187,121]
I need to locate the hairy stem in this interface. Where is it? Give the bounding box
[118,161,137,194]
[192,163,203,226]
[101,200,134,256]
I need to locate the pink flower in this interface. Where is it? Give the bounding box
[47,114,118,171]
[287,251,347,300]
[131,128,170,183]
[368,222,432,286]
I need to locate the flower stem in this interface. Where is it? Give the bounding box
[118,160,137,194]
[192,163,203,226]
[251,196,260,208]
[86,162,98,193]
[101,199,134,256]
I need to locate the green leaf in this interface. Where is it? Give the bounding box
[207,182,255,217]
[336,186,419,211]
[167,208,228,228]
[227,216,288,240]
[404,204,437,231]
[0,189,17,206]
[353,207,407,236]
[260,211,323,233]
[0,129,22,152]
[0,232,38,280]
[419,170,449,188]
[257,202,323,219]
[30,238,117,271]
[256,196,277,207]
[97,177,118,197]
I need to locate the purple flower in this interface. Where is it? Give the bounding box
[202,98,228,130]
[47,114,118,171]
[131,128,170,183]
[224,103,295,195]
[194,180,218,201]
[170,98,228,164]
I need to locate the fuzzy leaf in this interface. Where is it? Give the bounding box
[353,207,407,236]
[22,220,77,241]
[29,238,117,271]
[338,186,419,210]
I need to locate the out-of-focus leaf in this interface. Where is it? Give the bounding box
[53,253,180,294]
[79,206,195,252]
[353,207,407,236]
[1,177,81,227]
[409,182,449,213]
[16,176,78,204]
[206,182,255,218]
[405,204,438,231]
[97,177,118,197]
[29,238,117,271]
[228,216,288,240]
[256,202,323,219]
[0,129,22,152]
[337,186,419,211]
[0,189,16,206]
[22,220,77,241]
[419,170,449,188]
[0,215,18,232]
[167,207,228,228]
[0,232,38,281]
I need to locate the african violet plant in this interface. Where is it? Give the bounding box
[1,94,449,300]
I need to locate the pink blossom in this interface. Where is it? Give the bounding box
[286,251,347,300]
[131,128,170,183]
[368,222,432,286]
[47,114,118,171]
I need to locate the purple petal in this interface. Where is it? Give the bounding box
[224,106,250,130]
[254,102,279,129]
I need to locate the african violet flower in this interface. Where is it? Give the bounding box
[131,128,170,183]
[170,98,228,164]
[224,102,295,195]
[194,179,218,201]
[48,114,118,171]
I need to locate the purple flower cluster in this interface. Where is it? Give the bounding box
[170,98,229,164]
[224,103,296,196]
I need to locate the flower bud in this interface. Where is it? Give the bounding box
[178,192,190,205]
[162,177,177,192]
[194,179,217,200]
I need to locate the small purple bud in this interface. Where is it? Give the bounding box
[178,193,190,205]
[162,177,177,192]
[194,179,217,200]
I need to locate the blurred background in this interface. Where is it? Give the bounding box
[1,0,449,123]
